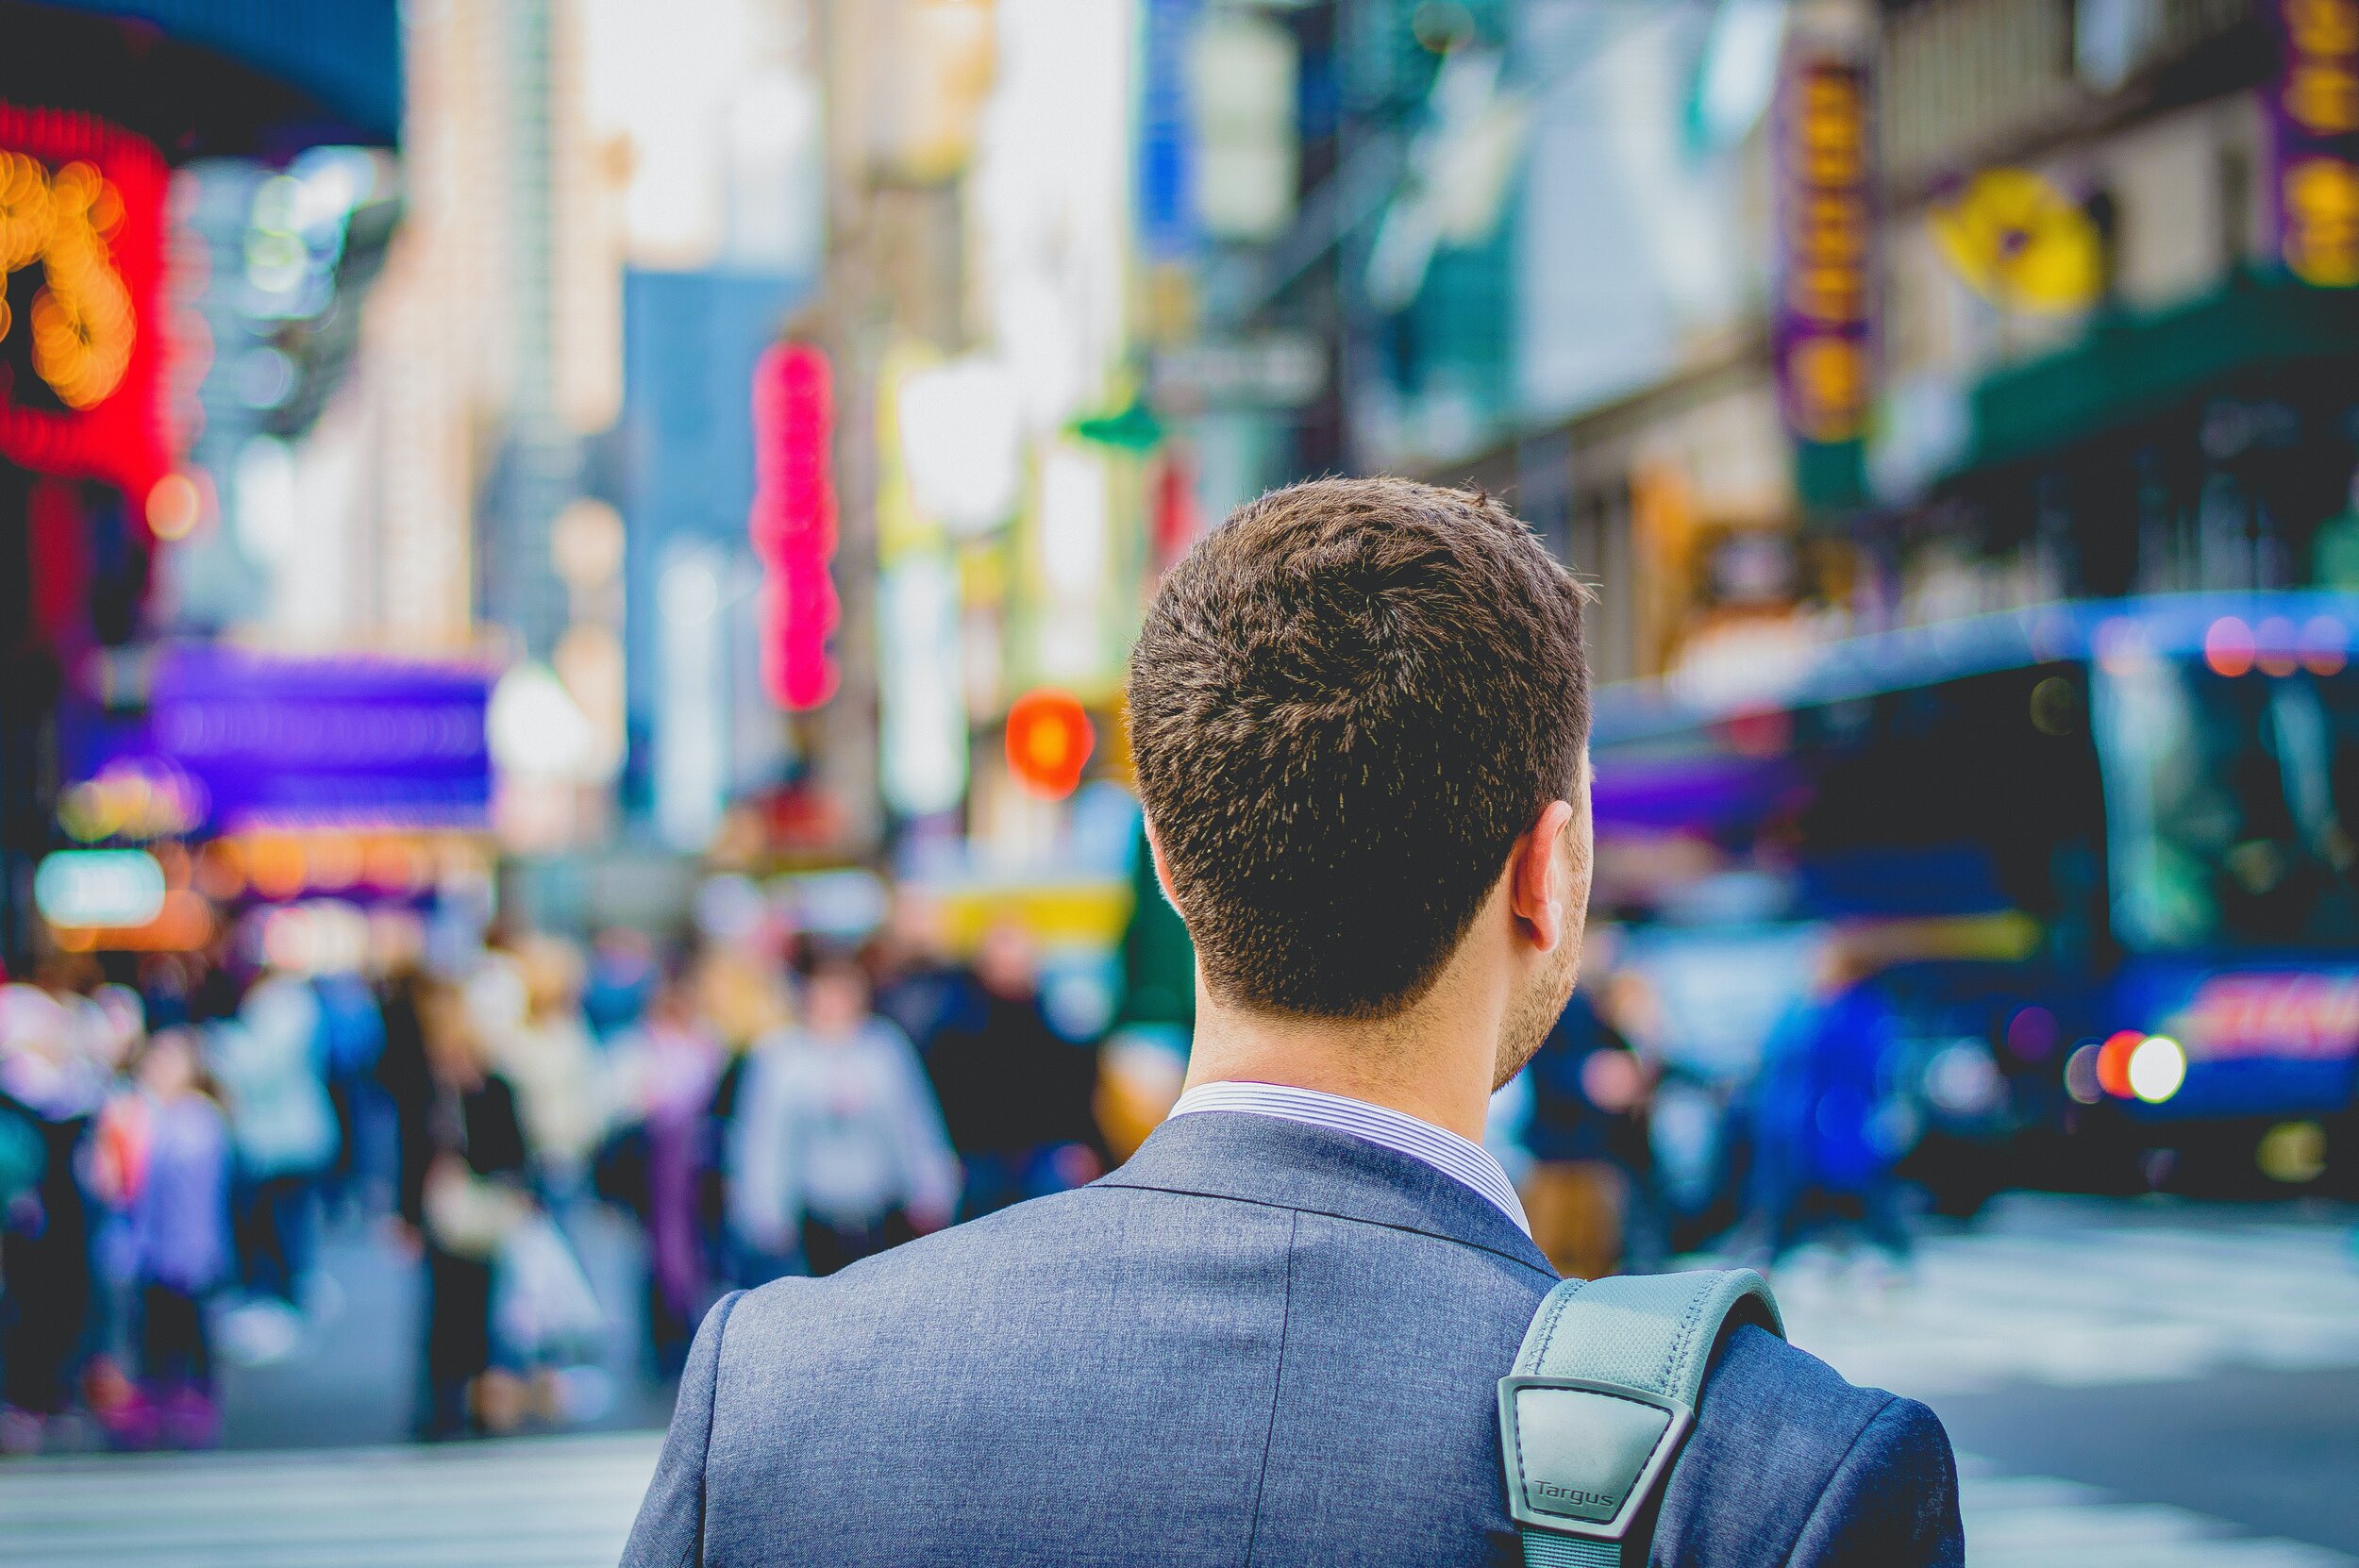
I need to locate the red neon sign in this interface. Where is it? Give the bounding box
[0,105,172,506]
[748,342,839,710]
[2180,972,2359,1061]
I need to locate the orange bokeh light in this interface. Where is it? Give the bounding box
[144,472,201,540]
[1005,689,1095,799]
[244,835,308,901]
[192,839,245,901]
[2203,616,2255,677]
[49,887,213,953]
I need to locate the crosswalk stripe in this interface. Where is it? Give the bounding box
[0,1434,662,1568]
[1766,1195,2359,1398]
[4,1433,2351,1567]
[1959,1463,2355,1567]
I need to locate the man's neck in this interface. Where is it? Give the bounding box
[1180,975,1501,1143]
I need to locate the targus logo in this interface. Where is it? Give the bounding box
[1531,1480,1619,1511]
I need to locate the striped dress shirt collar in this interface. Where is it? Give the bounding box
[1166,1079,1531,1236]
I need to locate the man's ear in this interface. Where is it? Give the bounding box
[1508,797,1579,955]
[1143,816,1184,915]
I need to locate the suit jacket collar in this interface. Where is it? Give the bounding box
[1095,1108,1557,1278]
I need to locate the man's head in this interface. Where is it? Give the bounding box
[1128,476,1592,1086]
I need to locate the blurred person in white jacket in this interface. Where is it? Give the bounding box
[728,945,958,1280]
[207,970,339,1362]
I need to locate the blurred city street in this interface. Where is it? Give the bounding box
[207,1208,669,1452]
[3,0,2359,1564]
[1777,1194,2359,1564]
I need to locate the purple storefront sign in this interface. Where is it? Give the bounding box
[2267,0,2359,287]
[76,644,494,833]
[1773,51,1874,445]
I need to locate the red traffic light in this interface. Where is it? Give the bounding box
[2095,1030,2141,1099]
[1005,689,1094,799]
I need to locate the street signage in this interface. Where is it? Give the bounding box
[1148,335,1325,410]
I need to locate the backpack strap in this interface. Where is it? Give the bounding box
[1498,1269,1783,1568]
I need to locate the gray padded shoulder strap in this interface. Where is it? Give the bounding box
[1498,1270,1783,1568]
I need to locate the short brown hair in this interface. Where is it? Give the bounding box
[1128,476,1590,1019]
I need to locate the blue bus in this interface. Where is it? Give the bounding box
[1588,592,2359,1224]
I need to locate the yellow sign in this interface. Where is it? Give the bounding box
[2275,0,2359,287]
[1930,168,2104,313]
[0,152,135,409]
[1776,57,1874,445]
[2284,154,2359,286]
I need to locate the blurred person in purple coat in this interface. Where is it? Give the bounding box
[92,1029,232,1448]
[610,975,723,1372]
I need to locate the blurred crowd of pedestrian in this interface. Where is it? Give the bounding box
[1,894,1925,1455]
[1493,927,1919,1288]
[0,901,1108,1452]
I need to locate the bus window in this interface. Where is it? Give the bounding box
[2094,652,2359,952]
[1593,663,2106,942]
[1790,667,2100,926]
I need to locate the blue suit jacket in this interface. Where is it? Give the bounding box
[622,1112,1963,1566]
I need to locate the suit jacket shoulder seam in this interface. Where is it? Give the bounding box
[687,1290,746,1568]
[1241,1209,1297,1568]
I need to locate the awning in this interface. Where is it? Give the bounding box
[1968,275,2359,472]
[17,0,401,150]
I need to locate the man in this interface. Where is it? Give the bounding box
[1749,937,1916,1276]
[623,478,1962,1566]
[1521,942,1658,1279]
[918,920,1105,1219]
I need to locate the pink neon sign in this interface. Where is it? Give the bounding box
[748,342,839,710]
